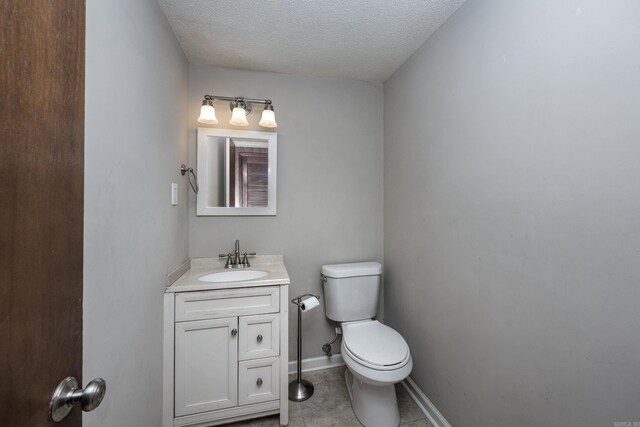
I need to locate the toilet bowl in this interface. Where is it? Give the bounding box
[341,320,413,427]
[321,262,413,427]
[342,320,413,385]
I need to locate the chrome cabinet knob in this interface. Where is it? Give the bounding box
[50,377,106,422]
[231,328,238,336]
[257,378,263,387]
[257,334,263,343]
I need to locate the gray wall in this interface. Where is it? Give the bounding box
[84,0,189,425]
[384,1,640,426]
[189,65,384,360]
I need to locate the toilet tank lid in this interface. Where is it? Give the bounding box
[321,262,382,278]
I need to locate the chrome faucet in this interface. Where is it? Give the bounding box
[219,240,256,268]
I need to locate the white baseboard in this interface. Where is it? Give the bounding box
[401,377,451,427]
[287,353,345,375]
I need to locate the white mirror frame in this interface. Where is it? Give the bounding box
[196,127,277,216]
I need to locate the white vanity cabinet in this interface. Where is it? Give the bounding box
[164,278,289,427]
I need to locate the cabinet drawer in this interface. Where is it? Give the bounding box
[238,357,280,406]
[175,287,279,322]
[239,313,280,361]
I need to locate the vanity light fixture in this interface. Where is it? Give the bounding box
[197,95,277,128]
[197,98,218,124]
[259,101,277,128]
[229,99,250,126]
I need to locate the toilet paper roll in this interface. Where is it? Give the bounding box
[300,296,320,312]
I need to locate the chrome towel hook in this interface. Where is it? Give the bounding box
[180,164,199,194]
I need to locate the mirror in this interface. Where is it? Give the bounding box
[197,128,277,216]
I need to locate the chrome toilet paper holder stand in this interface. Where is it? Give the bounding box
[289,293,320,402]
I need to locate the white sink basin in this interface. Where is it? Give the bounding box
[199,270,269,283]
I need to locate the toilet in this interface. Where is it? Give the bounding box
[321,262,412,427]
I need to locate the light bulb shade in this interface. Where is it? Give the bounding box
[259,108,277,128]
[197,103,218,124]
[229,107,249,126]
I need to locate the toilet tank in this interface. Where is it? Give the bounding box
[321,262,382,322]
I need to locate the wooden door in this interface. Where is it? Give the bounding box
[174,317,239,416]
[240,153,269,207]
[230,147,268,207]
[0,1,85,426]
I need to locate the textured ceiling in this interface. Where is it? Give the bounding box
[157,0,467,82]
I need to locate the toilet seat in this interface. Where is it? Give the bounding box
[342,320,411,371]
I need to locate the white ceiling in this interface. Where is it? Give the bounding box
[157,0,467,82]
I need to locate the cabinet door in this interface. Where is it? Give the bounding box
[175,317,238,417]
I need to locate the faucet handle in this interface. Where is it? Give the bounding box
[241,252,256,267]
[219,253,233,268]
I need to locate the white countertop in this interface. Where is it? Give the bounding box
[166,255,290,293]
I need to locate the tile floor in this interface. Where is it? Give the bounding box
[224,367,433,427]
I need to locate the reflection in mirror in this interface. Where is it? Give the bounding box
[197,128,277,216]
[206,137,268,207]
